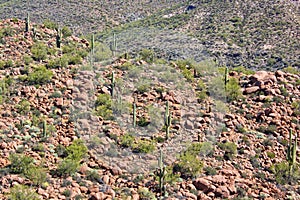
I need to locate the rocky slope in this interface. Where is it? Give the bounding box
[0,18,299,200]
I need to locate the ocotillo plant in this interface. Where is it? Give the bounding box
[164,101,172,140]
[56,28,62,48]
[133,97,137,128]
[42,120,47,137]
[110,33,117,57]
[157,148,167,198]
[287,128,297,174]
[25,12,30,32]
[110,71,115,97]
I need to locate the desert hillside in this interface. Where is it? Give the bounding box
[0,18,299,199]
[0,0,299,70]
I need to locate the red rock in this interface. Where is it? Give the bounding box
[103,175,109,184]
[193,178,211,192]
[215,186,230,198]
[244,86,259,94]
[89,192,105,200]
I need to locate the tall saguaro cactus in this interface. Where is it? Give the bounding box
[133,97,137,128]
[25,12,30,32]
[110,71,115,97]
[157,148,166,198]
[56,28,62,48]
[110,33,117,57]
[287,128,298,174]
[224,66,229,88]
[42,120,47,138]
[164,101,172,140]
[90,34,95,66]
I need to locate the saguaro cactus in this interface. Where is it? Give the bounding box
[90,34,95,66]
[56,28,62,48]
[224,66,229,87]
[287,128,297,174]
[42,120,47,137]
[110,33,117,57]
[25,12,30,32]
[133,97,137,128]
[164,101,172,140]
[158,148,167,198]
[110,71,115,97]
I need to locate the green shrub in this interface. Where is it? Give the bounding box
[232,66,255,75]
[204,166,217,175]
[61,26,72,38]
[86,170,101,182]
[218,142,237,160]
[27,65,53,85]
[133,139,155,153]
[9,184,40,200]
[55,144,68,158]
[139,48,155,63]
[173,152,203,178]
[26,166,47,186]
[226,78,242,102]
[95,94,113,120]
[46,56,68,68]
[270,161,300,184]
[185,142,214,157]
[16,99,31,115]
[56,158,79,177]
[9,153,34,174]
[43,19,58,30]
[66,139,88,161]
[31,42,48,61]
[283,66,300,75]
[208,76,226,100]
[267,152,275,159]
[120,133,135,148]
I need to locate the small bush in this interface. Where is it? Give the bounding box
[267,152,275,159]
[66,139,88,161]
[56,158,80,177]
[185,142,214,157]
[232,66,255,75]
[31,42,48,61]
[86,170,101,182]
[26,166,47,186]
[204,166,217,175]
[61,26,72,38]
[120,133,135,148]
[27,65,53,85]
[270,161,300,184]
[16,99,31,115]
[46,56,68,69]
[283,66,300,75]
[95,93,113,120]
[139,48,155,63]
[9,153,34,174]
[43,19,58,30]
[226,77,242,102]
[9,184,40,200]
[173,152,203,179]
[133,139,155,153]
[218,142,237,160]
